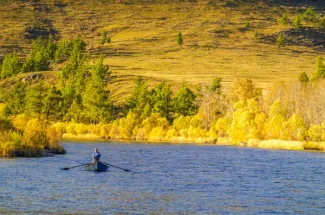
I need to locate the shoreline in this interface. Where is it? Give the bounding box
[62,134,325,153]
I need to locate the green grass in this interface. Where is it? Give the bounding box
[0,0,324,103]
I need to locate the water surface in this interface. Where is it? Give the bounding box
[1,141,325,214]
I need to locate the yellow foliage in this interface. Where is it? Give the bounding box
[45,126,65,154]
[173,115,192,131]
[100,124,111,139]
[0,103,6,117]
[1,117,65,157]
[230,101,254,142]
[249,112,268,139]
[188,126,207,139]
[12,114,29,132]
[307,124,323,142]
[135,127,148,140]
[22,119,48,147]
[190,114,205,129]
[74,123,89,134]
[148,127,167,141]
[214,117,232,137]
[51,122,66,137]
[281,114,306,141]
[118,112,138,139]
[166,128,178,140]
[266,100,287,139]
[66,123,77,135]
[109,120,121,139]
[140,113,170,140]
[88,124,101,136]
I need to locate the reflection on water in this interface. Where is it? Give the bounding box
[1,141,325,214]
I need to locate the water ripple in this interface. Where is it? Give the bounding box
[1,142,325,214]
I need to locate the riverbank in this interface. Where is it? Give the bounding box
[62,133,325,152]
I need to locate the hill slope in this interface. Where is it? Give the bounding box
[1,0,325,102]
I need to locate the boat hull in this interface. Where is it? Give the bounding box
[84,161,109,172]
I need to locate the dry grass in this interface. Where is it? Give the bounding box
[303,141,325,151]
[247,139,304,151]
[0,1,323,103]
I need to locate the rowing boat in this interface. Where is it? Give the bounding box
[84,161,109,172]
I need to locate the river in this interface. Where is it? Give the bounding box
[1,141,325,214]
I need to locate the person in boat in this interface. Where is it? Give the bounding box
[92,148,101,163]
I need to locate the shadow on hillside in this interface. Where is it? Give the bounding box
[265,0,325,7]
[91,47,139,57]
[260,27,325,50]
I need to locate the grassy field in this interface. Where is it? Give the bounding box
[0,0,324,103]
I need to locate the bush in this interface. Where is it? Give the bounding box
[177,32,183,45]
[148,126,167,141]
[253,30,259,40]
[12,114,29,132]
[307,124,323,141]
[298,72,309,85]
[275,33,285,48]
[100,124,111,139]
[244,20,250,28]
[101,31,111,44]
[319,15,325,28]
[302,7,318,23]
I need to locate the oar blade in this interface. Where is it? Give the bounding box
[61,167,70,170]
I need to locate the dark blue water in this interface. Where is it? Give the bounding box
[1,141,325,215]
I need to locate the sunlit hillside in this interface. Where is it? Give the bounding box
[1,0,325,102]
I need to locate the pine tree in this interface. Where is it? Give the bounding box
[82,82,113,124]
[42,86,63,121]
[298,72,309,85]
[91,54,110,88]
[25,81,46,118]
[22,37,55,72]
[151,81,173,121]
[126,76,151,118]
[174,84,198,116]
[292,15,302,28]
[82,55,112,123]
[1,53,21,79]
[311,56,325,81]
[5,81,25,114]
[55,39,74,63]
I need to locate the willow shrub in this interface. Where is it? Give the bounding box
[1,118,65,157]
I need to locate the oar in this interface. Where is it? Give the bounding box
[61,163,89,170]
[101,161,132,172]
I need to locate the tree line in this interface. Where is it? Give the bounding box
[2,36,325,157]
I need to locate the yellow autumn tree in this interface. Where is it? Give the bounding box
[281,114,306,141]
[214,116,232,137]
[188,114,207,139]
[266,100,286,139]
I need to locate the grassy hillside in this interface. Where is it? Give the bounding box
[1,0,325,102]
